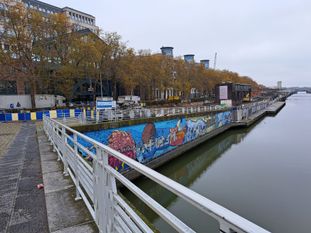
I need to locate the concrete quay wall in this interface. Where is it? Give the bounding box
[123,101,286,180]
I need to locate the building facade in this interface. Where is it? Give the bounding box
[21,0,98,32]
[215,83,252,106]
[0,0,99,97]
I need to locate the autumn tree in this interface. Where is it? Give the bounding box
[0,2,51,108]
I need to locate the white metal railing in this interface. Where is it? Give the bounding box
[43,115,270,233]
[233,98,279,122]
[71,105,228,124]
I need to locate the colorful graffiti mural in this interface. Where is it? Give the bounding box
[78,111,232,171]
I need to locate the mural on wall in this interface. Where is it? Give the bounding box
[78,111,232,171]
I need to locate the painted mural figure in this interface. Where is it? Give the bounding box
[169,120,186,146]
[185,118,207,143]
[108,131,136,170]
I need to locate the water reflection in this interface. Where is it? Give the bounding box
[121,124,256,224]
[122,93,311,233]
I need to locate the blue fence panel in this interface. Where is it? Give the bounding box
[63,109,69,118]
[0,114,5,122]
[75,109,81,117]
[25,113,31,121]
[5,114,12,121]
[86,110,91,118]
[18,113,26,121]
[36,112,43,120]
[56,109,63,118]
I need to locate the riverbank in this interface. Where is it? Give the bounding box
[232,101,285,128]
[126,93,311,233]
[123,101,285,180]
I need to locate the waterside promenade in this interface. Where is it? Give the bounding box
[0,101,285,233]
[0,123,48,233]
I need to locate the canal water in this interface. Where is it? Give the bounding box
[122,93,311,233]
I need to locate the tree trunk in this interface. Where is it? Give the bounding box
[112,79,117,100]
[30,80,36,109]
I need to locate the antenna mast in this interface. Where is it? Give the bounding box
[213,52,217,69]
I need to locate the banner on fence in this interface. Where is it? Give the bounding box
[96,100,116,110]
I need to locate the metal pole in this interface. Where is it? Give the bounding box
[213,52,217,69]
[100,72,103,98]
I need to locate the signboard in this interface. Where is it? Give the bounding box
[220,100,232,107]
[96,100,116,110]
[219,86,228,100]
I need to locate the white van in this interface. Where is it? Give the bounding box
[117,96,141,105]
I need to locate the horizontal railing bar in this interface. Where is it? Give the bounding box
[114,215,133,233]
[106,165,195,233]
[114,195,153,233]
[106,147,268,233]
[115,205,143,233]
[65,142,93,173]
[67,166,95,219]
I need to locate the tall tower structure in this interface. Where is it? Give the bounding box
[200,59,210,69]
[184,54,195,63]
[160,47,174,57]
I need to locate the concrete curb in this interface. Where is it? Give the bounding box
[36,124,98,233]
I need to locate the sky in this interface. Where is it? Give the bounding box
[43,0,311,87]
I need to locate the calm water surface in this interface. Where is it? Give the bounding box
[122,93,311,233]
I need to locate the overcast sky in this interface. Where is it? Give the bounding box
[44,0,311,87]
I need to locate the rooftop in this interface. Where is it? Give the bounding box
[22,0,95,19]
[62,6,95,19]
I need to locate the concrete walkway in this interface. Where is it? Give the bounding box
[0,122,49,233]
[0,123,21,158]
[36,124,97,233]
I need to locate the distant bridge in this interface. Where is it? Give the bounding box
[278,88,311,100]
[288,87,311,94]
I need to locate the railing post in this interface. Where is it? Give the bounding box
[73,133,81,201]
[51,122,57,150]
[96,110,100,124]
[219,221,237,233]
[62,110,66,123]
[62,126,69,176]
[94,147,117,233]
[83,108,86,123]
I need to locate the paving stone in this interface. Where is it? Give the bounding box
[40,151,58,161]
[45,187,93,232]
[0,122,49,233]
[41,160,63,174]
[43,171,73,194]
[37,126,98,232]
[53,222,98,233]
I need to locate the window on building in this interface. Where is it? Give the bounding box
[24,81,31,94]
[0,81,17,95]
[4,44,9,51]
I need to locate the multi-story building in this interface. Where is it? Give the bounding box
[22,0,99,32]
[0,0,99,97]
[0,0,98,33]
